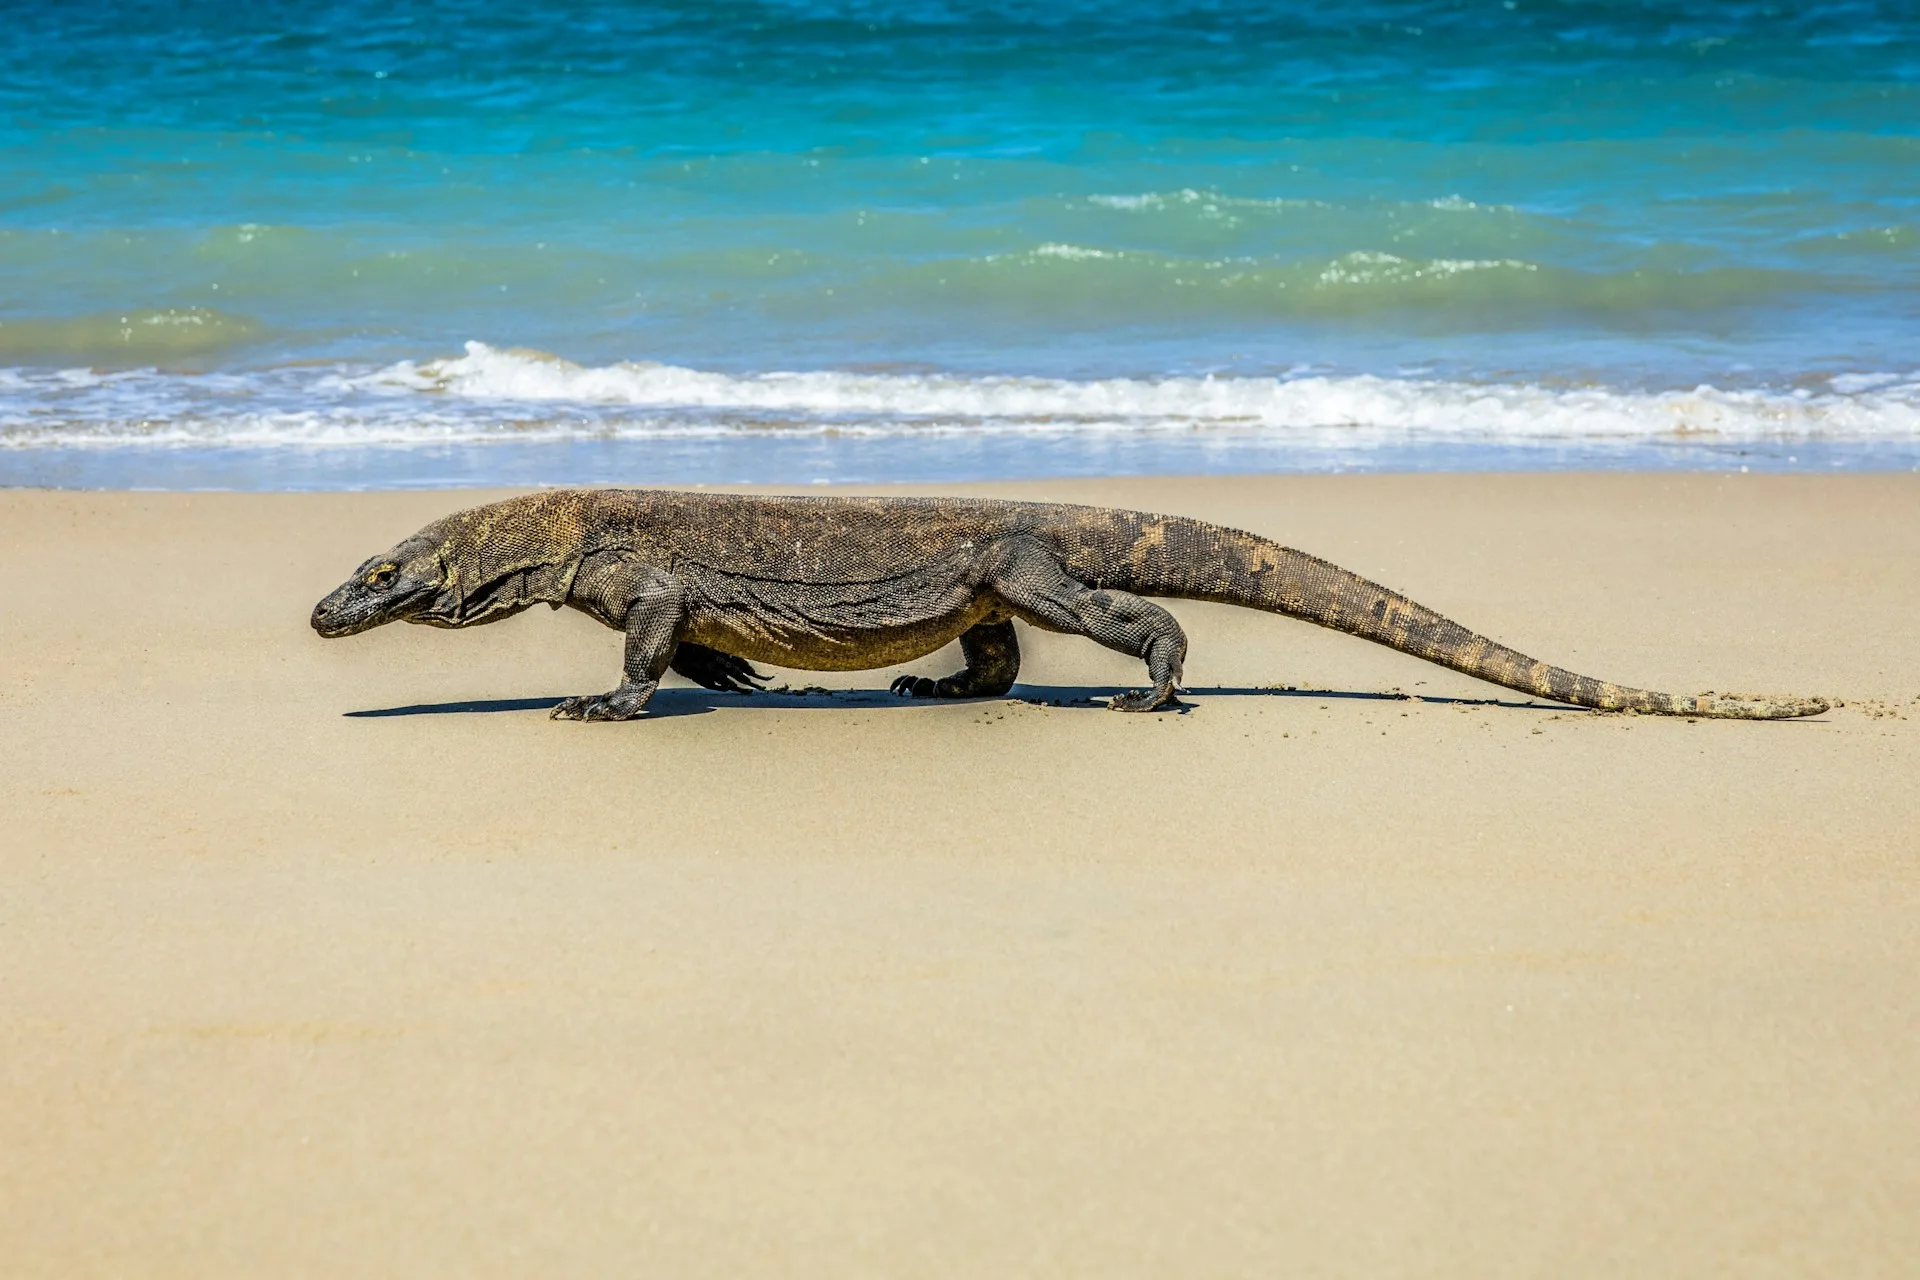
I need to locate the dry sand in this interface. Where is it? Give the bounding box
[2,473,1916,1277]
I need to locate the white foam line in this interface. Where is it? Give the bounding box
[1,342,1917,449]
[348,343,1920,437]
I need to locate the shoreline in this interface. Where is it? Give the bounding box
[5,437,1919,493]
[3,472,1916,1275]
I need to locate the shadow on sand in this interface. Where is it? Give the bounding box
[346,684,1566,719]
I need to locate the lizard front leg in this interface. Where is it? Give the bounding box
[670,642,769,694]
[552,565,690,722]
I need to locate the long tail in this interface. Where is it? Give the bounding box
[1057,510,1827,720]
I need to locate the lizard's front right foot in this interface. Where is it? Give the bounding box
[671,643,769,694]
[551,683,655,722]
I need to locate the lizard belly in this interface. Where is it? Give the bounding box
[679,556,995,672]
[687,605,993,671]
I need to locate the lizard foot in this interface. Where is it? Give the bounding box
[671,643,769,694]
[1109,686,1182,713]
[551,683,655,722]
[890,675,939,699]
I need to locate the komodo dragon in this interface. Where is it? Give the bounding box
[310,487,1827,721]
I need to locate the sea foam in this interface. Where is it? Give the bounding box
[3,342,1917,452]
[355,342,1920,441]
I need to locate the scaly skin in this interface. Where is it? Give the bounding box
[310,488,1829,722]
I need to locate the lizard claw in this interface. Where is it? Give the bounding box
[670,643,769,694]
[1109,687,1181,712]
[891,675,937,698]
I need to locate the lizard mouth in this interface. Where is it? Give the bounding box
[312,575,442,637]
[310,589,393,638]
[310,602,380,638]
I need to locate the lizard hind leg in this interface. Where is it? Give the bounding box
[989,542,1187,712]
[891,620,1022,700]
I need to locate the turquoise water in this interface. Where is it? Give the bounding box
[3,1,1918,486]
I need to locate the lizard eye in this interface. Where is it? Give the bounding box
[365,564,398,590]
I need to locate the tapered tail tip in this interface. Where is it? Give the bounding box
[1685,693,1830,720]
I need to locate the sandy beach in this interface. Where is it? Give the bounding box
[2,472,1916,1277]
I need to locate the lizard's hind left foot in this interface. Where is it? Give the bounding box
[1109,685,1182,712]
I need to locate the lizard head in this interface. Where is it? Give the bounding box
[310,534,449,638]
[313,491,599,637]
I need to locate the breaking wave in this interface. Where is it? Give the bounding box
[364,343,1920,441]
[2,342,1919,452]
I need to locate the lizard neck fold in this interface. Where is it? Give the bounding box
[426,489,605,627]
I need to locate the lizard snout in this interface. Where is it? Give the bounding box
[310,592,351,637]
[311,584,382,638]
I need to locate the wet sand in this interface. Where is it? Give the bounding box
[2,473,1916,1277]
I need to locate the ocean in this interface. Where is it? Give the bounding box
[2,0,1917,487]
